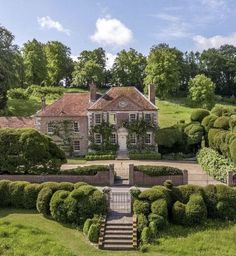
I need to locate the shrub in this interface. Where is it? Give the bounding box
[201,114,217,132]
[41,182,59,191]
[88,224,100,243]
[172,201,186,224]
[23,183,42,209]
[151,199,168,219]
[141,227,151,244]
[65,165,109,175]
[229,116,236,130]
[184,123,204,145]
[50,190,70,222]
[83,218,93,235]
[163,180,173,189]
[129,153,161,160]
[130,187,141,199]
[137,214,148,233]
[185,194,207,225]
[74,182,88,189]
[230,139,236,164]
[9,181,30,208]
[57,182,74,191]
[85,154,115,160]
[140,244,149,253]
[211,106,235,117]
[134,165,183,176]
[36,187,53,215]
[133,200,150,215]
[202,185,217,218]
[177,184,203,203]
[190,109,210,122]
[148,214,166,229]
[213,116,230,130]
[26,85,65,99]
[7,88,28,100]
[0,180,11,207]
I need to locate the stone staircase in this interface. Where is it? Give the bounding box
[114,163,130,186]
[116,150,129,160]
[99,214,137,250]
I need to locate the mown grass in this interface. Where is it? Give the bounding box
[0,209,235,256]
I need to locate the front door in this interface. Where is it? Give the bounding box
[118,127,128,151]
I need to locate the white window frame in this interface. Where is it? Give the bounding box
[73,121,80,133]
[47,122,54,134]
[111,133,117,144]
[109,113,116,124]
[94,133,102,144]
[73,140,80,152]
[145,113,152,122]
[95,113,102,124]
[129,113,137,122]
[145,132,152,145]
[130,133,137,144]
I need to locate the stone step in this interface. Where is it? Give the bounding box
[105,230,133,235]
[106,222,132,226]
[103,244,134,250]
[103,239,133,245]
[104,234,133,240]
[105,225,133,231]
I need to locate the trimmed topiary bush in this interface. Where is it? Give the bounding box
[41,182,59,191]
[213,116,230,130]
[177,185,203,203]
[0,180,11,207]
[202,185,217,218]
[139,186,170,205]
[9,181,30,208]
[134,165,183,176]
[137,214,148,233]
[36,187,53,216]
[230,139,236,164]
[185,194,207,225]
[172,201,186,225]
[23,183,42,209]
[130,187,141,199]
[83,218,93,235]
[88,224,100,243]
[141,227,151,244]
[65,165,109,175]
[184,122,204,146]
[191,109,210,122]
[74,182,88,189]
[151,199,168,219]
[133,200,150,215]
[57,182,74,191]
[201,114,217,132]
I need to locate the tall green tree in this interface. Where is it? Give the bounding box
[72,48,106,87]
[22,39,47,86]
[111,48,146,91]
[144,44,182,98]
[188,74,215,109]
[0,25,19,110]
[200,45,236,96]
[45,41,73,86]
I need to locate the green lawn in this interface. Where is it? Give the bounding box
[0,209,235,256]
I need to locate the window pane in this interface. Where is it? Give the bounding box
[74,122,79,132]
[74,141,80,151]
[48,123,54,133]
[145,114,151,122]
[145,133,151,144]
[129,114,136,122]
[111,133,116,144]
[95,134,102,144]
[95,114,101,124]
[130,133,136,144]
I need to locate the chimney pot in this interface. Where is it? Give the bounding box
[148,84,156,105]
[41,96,46,111]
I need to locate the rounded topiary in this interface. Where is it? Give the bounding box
[201,114,217,132]
[83,218,93,235]
[213,116,230,130]
[184,123,204,145]
[163,180,173,189]
[41,182,59,192]
[133,200,150,215]
[149,221,158,239]
[129,187,141,199]
[74,182,88,189]
[202,185,217,218]
[50,190,70,222]
[185,194,207,225]
[141,227,151,244]
[172,201,186,224]
[23,183,42,209]
[190,109,210,122]
[177,185,203,203]
[151,199,168,219]
[57,182,74,191]
[88,224,100,243]
[9,181,30,208]
[139,186,170,205]
[0,180,11,207]
[155,127,183,148]
[140,244,149,253]
[137,214,148,233]
[230,139,236,164]
[229,116,236,130]
[36,187,53,215]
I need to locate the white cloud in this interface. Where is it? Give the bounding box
[201,0,228,10]
[193,32,236,50]
[71,55,78,61]
[90,17,133,46]
[37,16,70,35]
[106,52,117,70]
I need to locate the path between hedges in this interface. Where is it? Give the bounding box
[62,160,222,188]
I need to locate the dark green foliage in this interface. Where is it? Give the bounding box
[190,109,210,122]
[36,187,53,216]
[139,186,170,205]
[177,185,203,203]
[41,182,59,192]
[0,128,66,174]
[229,116,236,130]
[134,165,183,176]
[150,215,165,229]
[141,227,151,244]
[184,122,204,145]
[211,106,236,117]
[23,183,42,209]
[8,88,28,100]
[83,218,93,235]
[214,116,230,130]
[85,154,116,160]
[9,181,30,208]
[230,139,236,164]
[74,182,88,189]
[137,214,148,233]
[88,224,100,243]
[130,187,141,199]
[149,221,158,239]
[203,185,218,218]
[57,182,74,191]
[0,180,11,207]
[163,180,173,189]
[129,152,161,160]
[151,199,168,219]
[185,194,207,225]
[140,244,149,253]
[172,201,186,224]
[50,190,70,222]
[133,200,150,215]
[201,114,217,132]
[65,165,109,175]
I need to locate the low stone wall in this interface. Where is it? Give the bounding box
[129,164,188,186]
[227,171,236,186]
[0,164,115,186]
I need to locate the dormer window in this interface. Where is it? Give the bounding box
[74,122,80,133]
[95,114,102,124]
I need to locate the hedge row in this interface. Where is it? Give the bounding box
[63,165,109,175]
[85,154,115,160]
[129,153,161,160]
[134,166,183,176]
[197,147,236,183]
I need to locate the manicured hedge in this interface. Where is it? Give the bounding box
[9,181,30,208]
[64,165,109,175]
[23,183,42,209]
[134,165,183,176]
[129,152,161,160]
[201,114,217,132]
[190,109,210,122]
[0,128,66,174]
[85,154,115,160]
[213,116,230,130]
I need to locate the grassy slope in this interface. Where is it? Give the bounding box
[0,209,236,256]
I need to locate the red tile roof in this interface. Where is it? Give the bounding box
[37,93,91,117]
[0,117,35,128]
[88,87,157,111]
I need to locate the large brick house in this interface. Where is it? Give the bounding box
[0,85,157,156]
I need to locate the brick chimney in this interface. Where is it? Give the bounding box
[90,83,97,102]
[41,96,46,111]
[148,84,156,105]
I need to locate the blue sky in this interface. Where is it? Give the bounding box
[0,0,236,67]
